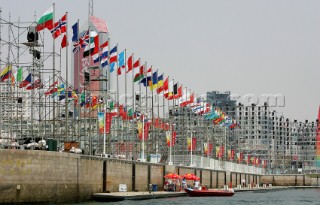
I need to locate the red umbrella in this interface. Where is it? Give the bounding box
[182,173,200,180]
[164,173,182,179]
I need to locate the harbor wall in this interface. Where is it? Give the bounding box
[260,175,312,186]
[1,150,315,203]
[0,149,102,203]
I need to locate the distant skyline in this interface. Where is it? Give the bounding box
[1,0,320,121]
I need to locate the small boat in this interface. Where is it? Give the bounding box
[184,187,235,197]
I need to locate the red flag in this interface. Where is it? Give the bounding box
[126,55,133,73]
[133,59,140,68]
[173,85,182,99]
[61,34,68,48]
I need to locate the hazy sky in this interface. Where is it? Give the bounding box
[1,0,320,121]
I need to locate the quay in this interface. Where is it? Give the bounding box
[0,150,319,203]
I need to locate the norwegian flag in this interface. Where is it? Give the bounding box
[51,14,67,39]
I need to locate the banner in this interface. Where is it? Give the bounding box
[231,149,235,160]
[137,121,151,140]
[219,146,224,158]
[166,131,176,147]
[187,137,196,151]
[204,143,212,156]
[105,112,116,134]
[98,112,104,134]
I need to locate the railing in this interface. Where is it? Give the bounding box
[173,155,265,175]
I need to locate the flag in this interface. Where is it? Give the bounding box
[36,6,54,32]
[19,73,32,88]
[109,46,118,64]
[174,85,182,99]
[164,80,174,100]
[155,74,164,93]
[61,34,68,48]
[140,68,152,86]
[26,79,43,90]
[83,31,98,58]
[80,30,89,48]
[51,14,66,39]
[16,67,23,82]
[126,55,133,73]
[100,40,109,67]
[149,71,158,90]
[133,65,145,82]
[117,50,125,75]
[158,76,168,94]
[71,22,80,52]
[0,65,12,82]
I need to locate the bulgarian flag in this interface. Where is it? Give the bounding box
[36,6,54,32]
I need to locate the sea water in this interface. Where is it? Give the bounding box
[81,188,320,205]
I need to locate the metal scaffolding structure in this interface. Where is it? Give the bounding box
[0,10,318,175]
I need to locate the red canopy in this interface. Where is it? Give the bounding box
[182,173,200,181]
[164,173,182,179]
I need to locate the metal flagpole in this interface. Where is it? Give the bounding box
[65,12,69,141]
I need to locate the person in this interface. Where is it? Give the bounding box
[194,180,200,190]
[182,177,187,190]
[241,179,246,187]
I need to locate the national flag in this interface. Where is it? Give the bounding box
[0,65,12,82]
[164,80,174,99]
[155,74,164,94]
[16,67,23,82]
[126,55,133,73]
[36,6,54,32]
[72,22,80,53]
[83,31,98,58]
[79,30,89,48]
[117,50,125,75]
[133,65,145,82]
[61,34,68,48]
[45,80,58,96]
[174,85,182,99]
[140,68,152,86]
[149,71,158,90]
[19,73,32,88]
[51,14,66,39]
[26,79,43,90]
[100,40,109,67]
[109,46,118,64]
[71,22,79,42]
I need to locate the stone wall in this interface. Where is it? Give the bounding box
[1,149,304,203]
[260,175,312,186]
[0,150,102,203]
[105,159,133,192]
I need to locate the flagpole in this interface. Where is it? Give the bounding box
[76,19,81,148]
[65,12,69,141]
[124,49,129,159]
[107,37,111,156]
[131,54,135,160]
[168,76,173,165]
[52,3,56,147]
[157,71,161,157]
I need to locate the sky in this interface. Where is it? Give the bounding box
[1,0,320,121]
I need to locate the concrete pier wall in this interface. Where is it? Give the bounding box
[0,150,313,203]
[0,150,102,203]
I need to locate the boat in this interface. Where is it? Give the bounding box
[184,187,235,197]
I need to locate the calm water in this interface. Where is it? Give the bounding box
[81,188,320,205]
